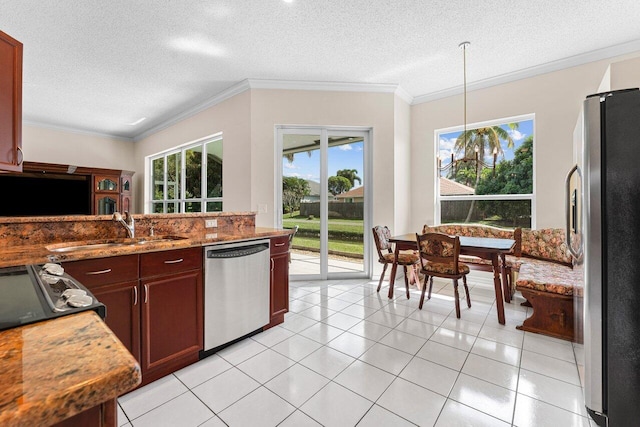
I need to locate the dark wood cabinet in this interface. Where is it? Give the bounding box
[91,281,141,362]
[63,248,203,389]
[0,31,22,172]
[63,255,140,361]
[267,235,290,329]
[51,399,116,427]
[140,248,203,385]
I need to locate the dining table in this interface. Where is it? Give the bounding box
[388,233,516,325]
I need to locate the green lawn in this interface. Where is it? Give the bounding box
[283,213,364,256]
[292,235,364,256]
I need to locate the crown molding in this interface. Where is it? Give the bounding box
[412,38,640,105]
[23,120,134,142]
[246,78,403,95]
[134,79,252,141]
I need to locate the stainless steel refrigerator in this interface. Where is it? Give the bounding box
[567,88,640,426]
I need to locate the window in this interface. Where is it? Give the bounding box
[436,115,534,228]
[149,134,223,213]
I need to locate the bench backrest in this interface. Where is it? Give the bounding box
[521,228,572,266]
[422,223,522,257]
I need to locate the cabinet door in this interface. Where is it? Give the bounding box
[270,252,289,327]
[267,235,290,329]
[140,270,203,375]
[91,281,141,363]
[0,31,22,172]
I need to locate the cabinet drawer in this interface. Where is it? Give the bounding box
[63,255,139,288]
[140,247,202,278]
[270,236,290,255]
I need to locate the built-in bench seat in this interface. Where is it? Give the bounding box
[513,228,583,342]
[516,262,583,342]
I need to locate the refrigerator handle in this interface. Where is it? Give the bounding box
[565,164,583,260]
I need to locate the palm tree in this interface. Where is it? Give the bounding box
[454,124,517,222]
[336,169,362,189]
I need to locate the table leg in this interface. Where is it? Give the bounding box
[500,254,511,303]
[387,247,399,299]
[491,254,506,325]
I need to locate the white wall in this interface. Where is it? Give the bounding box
[22,124,135,171]
[393,95,412,233]
[409,54,640,231]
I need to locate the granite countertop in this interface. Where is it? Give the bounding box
[0,227,293,268]
[0,311,141,427]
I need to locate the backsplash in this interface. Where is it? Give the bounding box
[0,212,256,247]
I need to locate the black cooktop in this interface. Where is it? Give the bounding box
[0,264,105,332]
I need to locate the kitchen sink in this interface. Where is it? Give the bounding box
[46,235,188,253]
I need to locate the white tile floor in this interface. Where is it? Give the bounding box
[117,271,594,427]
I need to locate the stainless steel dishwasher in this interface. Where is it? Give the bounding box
[202,239,270,354]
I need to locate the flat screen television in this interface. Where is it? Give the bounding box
[0,173,92,216]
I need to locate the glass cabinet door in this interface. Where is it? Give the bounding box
[97,196,118,215]
[96,176,118,192]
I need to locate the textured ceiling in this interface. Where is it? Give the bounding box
[2,0,640,140]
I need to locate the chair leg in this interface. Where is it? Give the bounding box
[463,275,471,308]
[453,279,461,318]
[419,274,429,309]
[428,277,434,300]
[403,266,410,299]
[377,263,388,293]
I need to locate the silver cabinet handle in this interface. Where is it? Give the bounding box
[164,258,183,264]
[144,284,148,303]
[274,242,285,247]
[16,146,23,166]
[271,258,274,271]
[86,268,112,275]
[133,286,138,306]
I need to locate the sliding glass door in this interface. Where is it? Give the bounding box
[278,127,371,280]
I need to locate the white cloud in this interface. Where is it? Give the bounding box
[284,162,298,169]
[509,129,526,141]
[285,172,301,177]
[338,145,353,151]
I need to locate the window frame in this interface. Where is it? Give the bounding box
[434,113,536,228]
[146,133,223,214]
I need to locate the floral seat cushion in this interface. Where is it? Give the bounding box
[382,251,419,265]
[516,262,583,297]
[423,261,470,276]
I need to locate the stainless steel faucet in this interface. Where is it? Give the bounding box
[113,211,135,238]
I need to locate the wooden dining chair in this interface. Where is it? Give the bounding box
[415,232,471,318]
[372,226,419,299]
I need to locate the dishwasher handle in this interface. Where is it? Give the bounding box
[206,243,269,259]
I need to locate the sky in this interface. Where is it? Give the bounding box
[438,119,533,176]
[283,141,364,188]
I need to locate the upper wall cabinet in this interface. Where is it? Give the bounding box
[0,31,23,172]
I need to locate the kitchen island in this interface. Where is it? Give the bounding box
[0,311,141,427]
